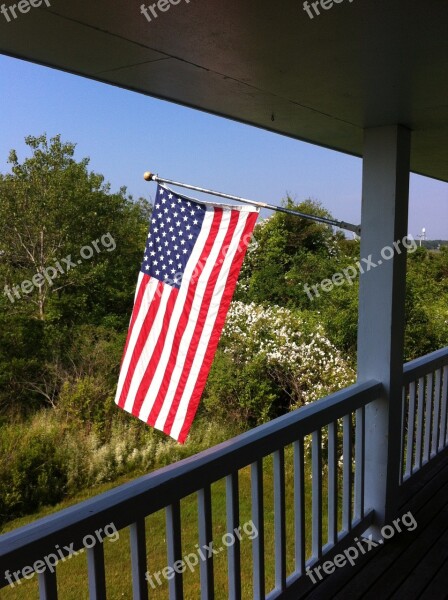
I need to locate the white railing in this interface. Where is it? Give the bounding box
[400,347,448,492]
[2,347,447,599]
[0,381,381,600]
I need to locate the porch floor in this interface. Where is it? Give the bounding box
[303,455,448,600]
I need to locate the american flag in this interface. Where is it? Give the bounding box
[115,184,259,443]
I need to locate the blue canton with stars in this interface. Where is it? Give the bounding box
[141,185,207,288]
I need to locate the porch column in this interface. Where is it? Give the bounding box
[357,125,411,531]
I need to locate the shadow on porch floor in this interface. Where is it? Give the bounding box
[303,455,448,600]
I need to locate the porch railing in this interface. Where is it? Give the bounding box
[399,347,448,500]
[0,380,381,600]
[1,347,447,599]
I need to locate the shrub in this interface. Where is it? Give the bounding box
[0,415,67,522]
[0,411,241,525]
[57,376,116,439]
[204,301,355,425]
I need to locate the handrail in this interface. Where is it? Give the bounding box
[403,347,448,384]
[400,346,448,490]
[0,380,381,585]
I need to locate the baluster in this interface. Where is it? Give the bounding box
[251,460,265,599]
[354,407,365,520]
[294,438,306,575]
[166,501,183,600]
[87,543,106,600]
[226,472,241,600]
[130,519,148,600]
[274,449,286,591]
[38,570,58,600]
[342,414,352,532]
[198,486,214,600]
[312,431,322,559]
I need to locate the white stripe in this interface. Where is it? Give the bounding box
[114,275,158,405]
[152,210,233,429]
[133,271,144,302]
[137,208,218,422]
[170,212,250,439]
[122,283,173,413]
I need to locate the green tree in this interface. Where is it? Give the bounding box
[237,198,360,354]
[0,134,150,323]
[405,246,448,360]
[0,134,151,413]
[240,198,345,307]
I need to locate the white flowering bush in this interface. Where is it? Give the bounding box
[204,301,355,425]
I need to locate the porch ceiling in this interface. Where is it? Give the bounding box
[1,0,447,182]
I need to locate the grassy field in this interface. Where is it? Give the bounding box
[1,447,339,600]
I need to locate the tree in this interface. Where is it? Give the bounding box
[236,197,360,354]
[0,134,151,323]
[238,197,347,307]
[0,134,152,413]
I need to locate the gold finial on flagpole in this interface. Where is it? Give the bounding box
[143,171,154,181]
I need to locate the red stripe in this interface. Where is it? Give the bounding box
[144,209,224,425]
[161,210,242,436]
[120,275,150,366]
[176,211,258,443]
[130,285,179,417]
[117,278,164,409]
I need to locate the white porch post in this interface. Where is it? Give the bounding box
[357,125,411,531]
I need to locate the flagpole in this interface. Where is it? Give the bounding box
[143,172,361,236]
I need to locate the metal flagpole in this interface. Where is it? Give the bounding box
[143,172,361,236]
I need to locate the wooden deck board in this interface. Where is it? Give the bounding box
[391,515,448,599]
[363,503,448,599]
[420,559,448,599]
[302,455,448,600]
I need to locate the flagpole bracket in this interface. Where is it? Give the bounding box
[339,221,362,236]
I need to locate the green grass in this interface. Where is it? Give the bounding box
[1,445,343,600]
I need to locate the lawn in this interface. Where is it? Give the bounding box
[1,445,340,599]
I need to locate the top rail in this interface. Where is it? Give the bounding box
[403,347,448,384]
[0,380,381,581]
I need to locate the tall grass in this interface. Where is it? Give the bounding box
[0,410,242,527]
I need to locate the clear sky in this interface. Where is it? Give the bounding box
[1,54,447,239]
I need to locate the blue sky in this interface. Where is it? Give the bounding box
[1,54,447,239]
